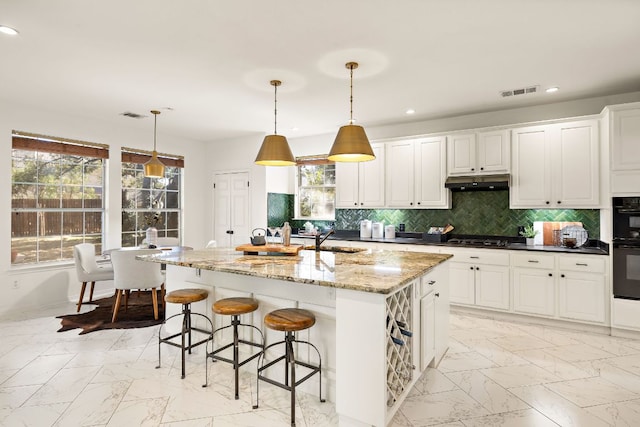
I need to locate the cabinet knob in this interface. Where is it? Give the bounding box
[546,201,550,205]
[410,202,413,205]
[561,274,565,278]
[471,168,475,171]
[417,202,421,205]
[360,202,363,205]
[548,273,553,277]
[480,167,484,171]
[435,293,440,297]
[354,202,357,206]
[557,201,562,204]
[470,266,474,270]
[476,267,479,270]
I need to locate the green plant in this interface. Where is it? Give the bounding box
[519,224,538,238]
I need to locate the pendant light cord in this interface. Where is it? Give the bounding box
[349,64,354,125]
[153,113,157,151]
[274,82,278,135]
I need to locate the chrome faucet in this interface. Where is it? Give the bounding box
[315,229,335,251]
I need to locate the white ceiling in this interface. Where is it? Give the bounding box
[2,0,640,144]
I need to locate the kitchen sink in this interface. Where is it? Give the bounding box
[303,245,367,254]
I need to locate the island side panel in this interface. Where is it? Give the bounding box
[336,287,387,427]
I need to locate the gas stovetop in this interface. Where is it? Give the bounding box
[447,238,509,248]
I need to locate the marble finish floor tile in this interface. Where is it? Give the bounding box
[5,304,640,426]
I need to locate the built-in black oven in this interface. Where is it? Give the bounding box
[613,197,640,299]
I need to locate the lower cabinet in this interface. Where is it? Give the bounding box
[448,249,510,310]
[419,262,450,369]
[513,267,556,316]
[420,292,435,370]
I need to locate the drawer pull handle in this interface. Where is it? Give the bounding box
[428,280,436,285]
[576,263,588,266]
[528,260,539,263]
[470,256,480,259]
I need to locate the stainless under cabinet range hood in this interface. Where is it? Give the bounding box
[444,174,510,191]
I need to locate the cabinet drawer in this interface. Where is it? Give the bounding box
[421,264,446,296]
[558,255,606,274]
[511,252,555,269]
[453,250,509,266]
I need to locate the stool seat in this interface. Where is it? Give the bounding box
[212,297,259,316]
[264,308,316,332]
[165,288,209,305]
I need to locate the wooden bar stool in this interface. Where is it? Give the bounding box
[157,288,213,379]
[204,297,264,399]
[253,308,325,426]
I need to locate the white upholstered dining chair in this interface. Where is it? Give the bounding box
[109,249,164,323]
[73,243,114,313]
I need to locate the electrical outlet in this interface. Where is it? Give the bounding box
[327,287,335,300]
[12,280,19,289]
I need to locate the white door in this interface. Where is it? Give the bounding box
[214,172,249,247]
[447,133,476,175]
[477,130,509,173]
[386,140,415,207]
[415,136,449,208]
[510,126,550,208]
[513,268,555,316]
[474,265,510,310]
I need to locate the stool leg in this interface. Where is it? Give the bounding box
[187,305,193,355]
[287,331,296,427]
[180,305,188,379]
[233,315,240,399]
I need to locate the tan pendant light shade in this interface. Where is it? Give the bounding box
[255,80,295,166]
[144,110,166,178]
[328,62,375,162]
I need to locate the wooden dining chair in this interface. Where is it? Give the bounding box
[109,249,164,322]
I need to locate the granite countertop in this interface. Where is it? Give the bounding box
[293,232,610,255]
[140,247,452,295]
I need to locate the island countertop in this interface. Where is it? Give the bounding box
[141,247,452,295]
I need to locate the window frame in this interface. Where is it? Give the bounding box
[294,155,336,221]
[11,131,108,265]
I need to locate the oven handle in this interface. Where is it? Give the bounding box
[615,245,640,249]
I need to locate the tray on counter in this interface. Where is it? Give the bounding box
[235,243,303,255]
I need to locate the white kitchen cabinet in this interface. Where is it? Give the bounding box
[386,136,450,209]
[448,250,510,310]
[611,106,640,171]
[510,119,599,208]
[335,142,385,208]
[512,252,556,317]
[420,292,435,370]
[557,255,607,324]
[447,130,510,176]
[419,262,449,367]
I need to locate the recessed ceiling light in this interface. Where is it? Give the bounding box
[405,109,416,115]
[0,25,19,36]
[546,87,559,93]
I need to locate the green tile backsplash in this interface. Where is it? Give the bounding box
[268,191,600,238]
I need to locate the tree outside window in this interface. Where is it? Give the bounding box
[296,159,335,220]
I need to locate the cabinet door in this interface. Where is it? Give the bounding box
[386,140,415,207]
[449,262,476,305]
[359,143,385,207]
[415,137,450,208]
[612,108,640,171]
[420,292,436,370]
[335,162,359,208]
[474,265,510,310]
[477,130,510,173]
[513,268,555,316]
[510,126,550,208]
[433,266,449,364]
[447,133,476,175]
[558,272,606,323]
[555,120,599,207]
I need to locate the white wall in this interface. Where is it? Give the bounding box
[0,103,208,317]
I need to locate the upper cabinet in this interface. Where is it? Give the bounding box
[447,130,510,176]
[335,142,385,208]
[386,136,450,209]
[510,119,599,209]
[608,104,640,194]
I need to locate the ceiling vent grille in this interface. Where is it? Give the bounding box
[500,85,539,98]
[120,111,147,119]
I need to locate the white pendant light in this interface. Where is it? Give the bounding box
[255,80,295,166]
[144,110,165,178]
[328,62,375,162]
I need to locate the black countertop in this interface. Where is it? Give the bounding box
[293,230,609,255]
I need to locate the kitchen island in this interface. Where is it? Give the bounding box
[142,246,452,427]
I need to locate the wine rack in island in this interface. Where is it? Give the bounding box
[386,283,414,407]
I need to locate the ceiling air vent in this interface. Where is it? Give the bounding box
[500,85,539,98]
[120,111,147,119]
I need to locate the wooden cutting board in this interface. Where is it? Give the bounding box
[235,244,303,255]
[541,221,582,245]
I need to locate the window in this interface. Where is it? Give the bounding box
[11,132,108,264]
[121,148,183,247]
[296,156,335,220]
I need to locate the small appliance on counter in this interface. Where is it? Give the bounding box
[372,222,384,238]
[360,219,372,238]
[384,225,396,239]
